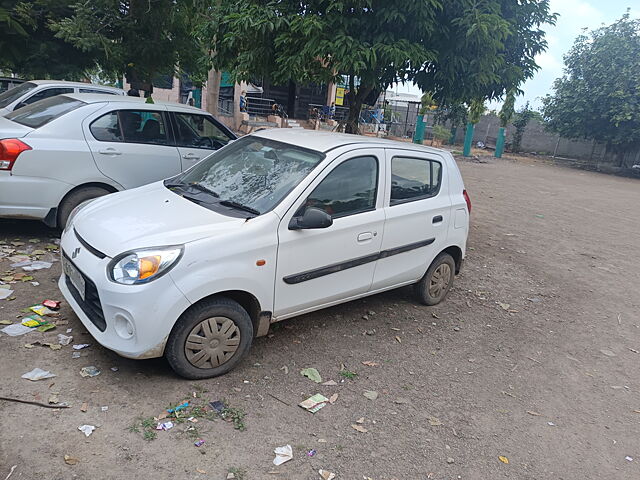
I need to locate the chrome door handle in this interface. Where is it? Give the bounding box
[98,148,122,155]
[357,232,373,242]
[182,153,200,160]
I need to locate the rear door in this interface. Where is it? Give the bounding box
[371,148,451,290]
[83,106,182,189]
[171,111,235,171]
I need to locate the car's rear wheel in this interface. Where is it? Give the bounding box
[414,253,456,306]
[165,297,253,379]
[57,186,111,229]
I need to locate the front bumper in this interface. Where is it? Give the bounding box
[58,229,192,359]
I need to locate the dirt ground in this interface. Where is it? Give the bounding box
[1,154,639,480]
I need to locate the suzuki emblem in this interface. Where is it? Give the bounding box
[71,247,81,259]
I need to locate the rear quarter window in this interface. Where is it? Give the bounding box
[6,96,86,129]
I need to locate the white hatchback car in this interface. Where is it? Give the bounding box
[0,93,236,227]
[0,80,124,116]
[59,129,471,379]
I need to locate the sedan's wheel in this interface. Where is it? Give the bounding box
[185,317,241,368]
[414,253,456,306]
[165,298,253,379]
[57,186,110,229]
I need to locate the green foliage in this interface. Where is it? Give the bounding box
[0,0,97,79]
[511,102,535,153]
[499,90,516,128]
[419,92,437,115]
[50,0,208,89]
[433,124,450,142]
[203,0,555,133]
[542,11,640,163]
[338,369,358,380]
[468,99,486,125]
[221,406,246,431]
[435,103,468,128]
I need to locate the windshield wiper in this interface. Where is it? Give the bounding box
[188,183,219,197]
[219,200,260,216]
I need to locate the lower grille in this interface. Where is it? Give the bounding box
[63,255,106,332]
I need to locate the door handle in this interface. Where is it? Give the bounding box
[98,148,122,155]
[432,215,443,224]
[357,232,373,242]
[182,153,200,160]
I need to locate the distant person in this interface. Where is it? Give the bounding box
[239,91,247,112]
[329,102,336,119]
[127,88,140,97]
[188,97,195,107]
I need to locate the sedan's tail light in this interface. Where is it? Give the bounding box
[0,138,31,170]
[463,189,472,213]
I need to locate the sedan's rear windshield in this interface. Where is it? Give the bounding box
[0,81,36,108]
[6,96,86,129]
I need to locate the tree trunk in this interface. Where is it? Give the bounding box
[344,77,373,135]
[206,69,221,115]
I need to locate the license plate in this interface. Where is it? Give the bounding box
[63,256,86,301]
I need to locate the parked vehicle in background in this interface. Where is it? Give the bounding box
[0,93,237,227]
[0,77,24,94]
[0,80,124,116]
[58,129,471,379]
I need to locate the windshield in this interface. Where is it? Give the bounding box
[6,96,86,129]
[174,136,325,214]
[0,82,36,108]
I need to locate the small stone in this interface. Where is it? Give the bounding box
[227,473,236,479]
[453,326,460,332]
[365,330,375,336]
[447,457,455,464]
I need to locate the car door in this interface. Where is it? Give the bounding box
[15,86,75,110]
[84,107,182,189]
[371,148,451,290]
[274,149,386,318]
[171,111,235,171]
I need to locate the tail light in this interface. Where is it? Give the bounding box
[0,138,31,171]
[463,189,471,213]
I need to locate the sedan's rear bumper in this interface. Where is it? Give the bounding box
[0,172,70,220]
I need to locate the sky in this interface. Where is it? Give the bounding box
[394,0,639,110]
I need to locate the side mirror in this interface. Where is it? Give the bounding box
[289,207,333,230]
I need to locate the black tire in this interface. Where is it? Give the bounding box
[165,297,254,379]
[414,253,456,306]
[57,186,111,228]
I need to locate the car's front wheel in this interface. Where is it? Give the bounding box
[165,297,254,379]
[414,253,456,306]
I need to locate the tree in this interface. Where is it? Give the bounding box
[202,0,556,133]
[463,99,486,156]
[0,1,97,79]
[511,102,534,153]
[51,0,208,93]
[542,11,640,166]
[495,89,516,157]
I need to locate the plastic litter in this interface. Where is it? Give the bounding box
[499,456,509,464]
[273,445,293,465]
[73,344,91,350]
[21,261,53,271]
[80,366,101,377]
[21,314,48,328]
[36,323,56,332]
[307,449,317,457]
[194,439,205,447]
[71,352,81,359]
[30,305,56,316]
[167,402,189,413]
[2,323,33,336]
[0,289,13,300]
[78,425,95,437]
[101,406,108,412]
[21,368,56,381]
[210,400,225,413]
[299,394,329,413]
[319,470,336,480]
[626,456,633,462]
[58,334,73,345]
[156,421,174,431]
[43,299,61,310]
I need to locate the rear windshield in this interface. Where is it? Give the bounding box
[6,96,86,129]
[0,81,36,108]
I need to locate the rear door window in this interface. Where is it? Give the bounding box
[22,87,74,106]
[390,156,442,205]
[0,82,36,108]
[6,96,86,128]
[90,110,170,146]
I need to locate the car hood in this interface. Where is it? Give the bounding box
[0,115,33,138]
[72,182,255,258]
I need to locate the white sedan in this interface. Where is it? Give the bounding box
[0,93,236,227]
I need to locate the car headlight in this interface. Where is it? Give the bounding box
[108,246,184,285]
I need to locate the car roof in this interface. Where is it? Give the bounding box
[27,80,122,91]
[63,93,208,112]
[251,128,448,155]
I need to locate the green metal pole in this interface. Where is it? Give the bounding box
[448,126,457,145]
[495,127,506,158]
[463,122,474,157]
[193,88,202,108]
[413,114,426,144]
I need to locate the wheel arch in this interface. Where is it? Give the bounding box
[438,245,463,274]
[47,182,120,228]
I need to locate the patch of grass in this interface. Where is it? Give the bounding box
[128,424,140,433]
[221,406,246,431]
[143,430,157,441]
[228,467,246,479]
[129,416,158,441]
[339,369,358,380]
